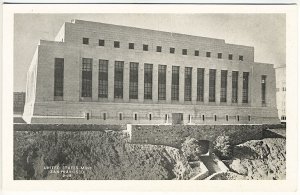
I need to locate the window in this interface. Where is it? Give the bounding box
[232,71,239,103]
[239,55,244,61]
[114,61,124,98]
[103,113,107,120]
[156,46,162,52]
[262,75,267,105]
[99,39,105,46]
[184,67,192,101]
[197,68,204,102]
[158,65,167,100]
[98,59,108,98]
[114,41,120,48]
[242,72,249,103]
[170,47,175,54]
[182,49,187,55]
[165,114,168,123]
[228,54,233,60]
[214,115,217,121]
[188,115,191,123]
[202,115,205,121]
[143,44,148,51]
[149,113,152,121]
[171,66,180,100]
[83,38,89,45]
[218,53,222,59]
[206,52,211,57]
[129,43,134,49]
[144,63,153,99]
[220,70,227,102]
[226,115,229,121]
[248,115,251,121]
[134,113,138,120]
[54,58,64,99]
[119,113,123,120]
[237,115,240,121]
[195,50,199,56]
[81,58,92,97]
[129,62,139,99]
[209,69,216,102]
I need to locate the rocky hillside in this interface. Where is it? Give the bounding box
[14,130,194,180]
[215,138,286,180]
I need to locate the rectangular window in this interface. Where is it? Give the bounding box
[262,75,267,105]
[114,41,120,48]
[170,47,175,54]
[98,59,108,98]
[171,66,180,100]
[206,52,211,57]
[144,63,153,99]
[129,62,139,99]
[182,49,187,55]
[143,44,148,51]
[119,113,123,120]
[209,69,216,102]
[99,39,105,46]
[197,68,204,102]
[184,67,192,101]
[220,70,227,102]
[129,43,134,49]
[242,72,249,103]
[156,46,162,52]
[83,38,89,45]
[103,113,106,120]
[195,50,199,56]
[226,115,229,121]
[134,113,137,120]
[239,55,244,61]
[218,53,222,59]
[81,58,92,97]
[158,65,167,100]
[228,54,233,60]
[54,58,64,98]
[232,71,239,103]
[114,61,124,98]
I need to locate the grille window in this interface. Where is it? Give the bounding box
[184,67,192,101]
[156,46,162,52]
[171,66,180,100]
[129,62,139,99]
[220,70,227,102]
[206,52,211,57]
[144,63,153,99]
[54,58,64,98]
[242,72,249,103]
[239,55,244,61]
[218,53,222,59]
[114,41,120,48]
[143,44,148,51]
[158,65,167,100]
[228,54,233,60]
[170,47,175,54]
[262,75,267,105]
[129,43,134,49]
[197,68,204,102]
[99,39,105,46]
[209,69,216,102]
[195,50,199,56]
[83,38,89,45]
[81,58,92,97]
[182,49,187,55]
[114,61,124,98]
[232,71,239,103]
[98,59,108,98]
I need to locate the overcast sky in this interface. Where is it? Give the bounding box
[14,13,285,92]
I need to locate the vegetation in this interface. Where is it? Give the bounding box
[181,137,207,161]
[213,135,233,160]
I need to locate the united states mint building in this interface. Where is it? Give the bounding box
[23,19,280,125]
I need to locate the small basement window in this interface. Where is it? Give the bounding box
[119,113,123,120]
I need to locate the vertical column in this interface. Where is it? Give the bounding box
[152,63,158,103]
[179,66,185,103]
[92,58,99,101]
[166,65,172,103]
[204,68,209,104]
[215,69,221,105]
[227,70,232,106]
[123,62,129,102]
[191,67,197,104]
[138,62,144,103]
[238,71,243,105]
[108,60,114,102]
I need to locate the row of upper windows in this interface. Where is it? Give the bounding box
[82,37,244,61]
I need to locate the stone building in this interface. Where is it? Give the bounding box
[23,19,279,124]
[275,66,286,123]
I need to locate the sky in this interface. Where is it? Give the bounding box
[14,13,286,92]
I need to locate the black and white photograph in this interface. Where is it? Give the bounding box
[1,3,298,192]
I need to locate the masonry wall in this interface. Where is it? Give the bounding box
[129,124,263,148]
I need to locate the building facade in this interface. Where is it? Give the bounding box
[23,19,279,124]
[275,66,286,123]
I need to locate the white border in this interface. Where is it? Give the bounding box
[2,4,298,192]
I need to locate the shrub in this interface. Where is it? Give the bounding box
[181,137,207,162]
[213,135,233,160]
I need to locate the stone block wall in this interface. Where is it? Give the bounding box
[129,124,263,148]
